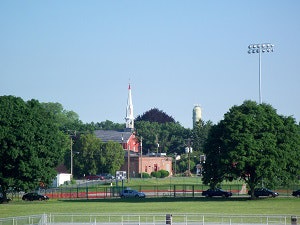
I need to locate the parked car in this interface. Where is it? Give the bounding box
[202,188,232,197]
[0,192,4,204]
[22,193,49,201]
[292,190,300,197]
[119,188,146,198]
[248,188,279,198]
[85,175,105,180]
[100,173,115,180]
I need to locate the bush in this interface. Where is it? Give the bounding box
[140,172,151,178]
[151,171,162,178]
[151,170,169,178]
[160,170,169,178]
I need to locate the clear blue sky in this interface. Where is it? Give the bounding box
[1,1,299,128]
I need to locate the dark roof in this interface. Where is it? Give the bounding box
[94,130,132,143]
[55,164,69,173]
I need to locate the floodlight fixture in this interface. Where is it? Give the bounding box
[248,43,274,104]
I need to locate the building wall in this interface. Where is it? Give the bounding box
[122,134,140,153]
[52,173,71,187]
[121,155,173,178]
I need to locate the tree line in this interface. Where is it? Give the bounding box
[1,96,299,200]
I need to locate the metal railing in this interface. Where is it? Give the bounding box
[0,214,45,225]
[1,214,298,225]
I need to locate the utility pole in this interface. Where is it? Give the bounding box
[140,136,143,178]
[68,130,76,178]
[127,143,130,182]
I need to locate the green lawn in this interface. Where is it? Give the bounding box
[1,197,299,218]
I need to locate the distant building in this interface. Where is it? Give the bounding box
[95,83,172,178]
[53,164,71,187]
[94,130,139,152]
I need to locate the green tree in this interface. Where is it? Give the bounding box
[135,121,188,155]
[0,96,68,198]
[72,133,102,177]
[192,120,213,153]
[73,134,124,178]
[91,120,125,130]
[203,100,300,198]
[100,141,124,174]
[41,102,85,131]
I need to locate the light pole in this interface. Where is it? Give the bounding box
[185,138,192,176]
[121,134,130,182]
[174,153,177,176]
[68,130,76,177]
[140,136,143,178]
[155,134,159,156]
[248,43,274,104]
[127,143,130,182]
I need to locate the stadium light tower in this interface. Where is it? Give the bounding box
[248,43,274,104]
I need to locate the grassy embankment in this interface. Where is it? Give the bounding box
[1,197,299,218]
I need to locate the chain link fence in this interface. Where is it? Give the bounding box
[6,183,300,201]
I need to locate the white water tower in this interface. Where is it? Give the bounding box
[193,105,202,127]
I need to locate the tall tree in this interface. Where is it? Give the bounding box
[0,96,68,198]
[135,108,175,123]
[203,100,300,198]
[100,141,124,174]
[41,102,84,131]
[135,121,188,155]
[72,134,124,177]
[192,119,213,153]
[72,133,102,177]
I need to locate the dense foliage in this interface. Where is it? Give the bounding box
[41,102,87,132]
[72,133,124,178]
[0,96,69,197]
[192,120,213,153]
[135,121,190,155]
[203,100,300,198]
[135,108,175,123]
[85,120,125,131]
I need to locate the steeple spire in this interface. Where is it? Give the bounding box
[125,83,134,130]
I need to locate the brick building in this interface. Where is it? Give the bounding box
[94,84,173,178]
[94,129,173,178]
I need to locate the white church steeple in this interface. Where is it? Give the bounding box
[125,83,134,130]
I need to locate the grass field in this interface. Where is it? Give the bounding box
[1,197,299,218]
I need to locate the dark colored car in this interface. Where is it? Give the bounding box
[22,193,49,201]
[292,190,300,197]
[85,175,105,180]
[0,193,4,204]
[100,173,115,180]
[248,188,279,198]
[202,188,232,197]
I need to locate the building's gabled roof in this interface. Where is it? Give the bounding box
[55,163,69,174]
[94,130,132,143]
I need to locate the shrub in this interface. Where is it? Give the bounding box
[151,170,169,178]
[160,170,169,178]
[140,172,151,178]
[151,171,162,178]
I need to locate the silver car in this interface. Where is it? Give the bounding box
[119,188,146,198]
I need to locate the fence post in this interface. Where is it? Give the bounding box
[291,216,297,225]
[173,185,176,197]
[166,214,172,225]
[192,185,195,198]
